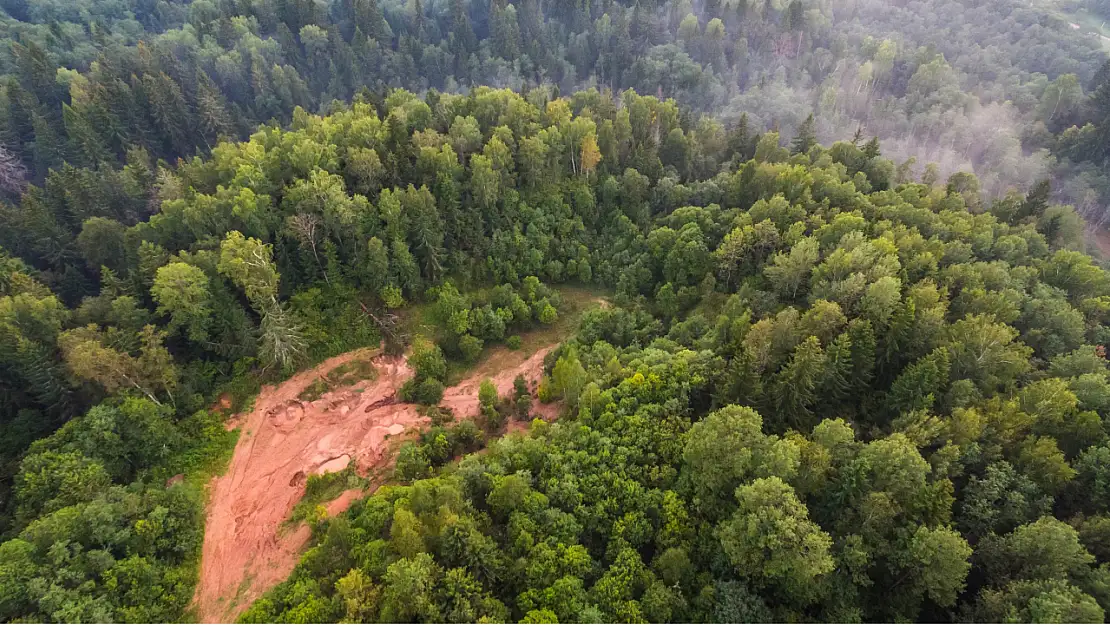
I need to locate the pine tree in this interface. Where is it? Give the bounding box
[783,0,805,31]
[1017,179,1051,221]
[62,104,112,167]
[357,0,390,43]
[403,185,445,281]
[12,42,64,108]
[820,332,853,407]
[3,78,36,157]
[888,347,950,414]
[791,113,817,155]
[143,72,193,158]
[771,336,827,430]
[13,336,74,418]
[195,70,234,147]
[727,113,752,162]
[490,1,523,60]
[862,136,881,159]
[847,318,876,392]
[30,110,66,175]
[449,0,477,55]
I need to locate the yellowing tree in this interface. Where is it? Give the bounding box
[580,133,602,176]
[58,324,178,406]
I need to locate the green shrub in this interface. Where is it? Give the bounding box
[459,334,484,363]
[395,443,430,482]
[537,375,555,403]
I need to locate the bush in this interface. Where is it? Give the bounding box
[425,406,455,426]
[479,379,504,431]
[479,379,499,410]
[412,377,444,405]
[537,375,555,403]
[288,464,364,524]
[380,284,405,308]
[459,334,483,363]
[410,421,487,473]
[409,340,447,381]
[451,420,485,451]
[401,339,447,404]
[395,443,430,482]
[431,279,560,359]
[513,374,532,420]
[539,303,558,325]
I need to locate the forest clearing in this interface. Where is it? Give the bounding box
[194,339,564,622]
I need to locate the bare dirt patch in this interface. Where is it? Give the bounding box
[193,341,563,622]
[443,344,561,422]
[192,347,421,622]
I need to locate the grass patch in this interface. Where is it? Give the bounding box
[443,285,610,384]
[297,357,379,401]
[298,378,331,402]
[228,573,256,611]
[398,299,438,344]
[326,358,378,386]
[521,286,609,348]
[286,464,367,526]
[167,408,242,624]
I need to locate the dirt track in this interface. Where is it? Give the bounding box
[193,343,557,623]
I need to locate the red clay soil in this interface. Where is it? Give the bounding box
[193,343,559,623]
[442,346,560,422]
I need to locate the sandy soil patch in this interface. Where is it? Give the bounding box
[193,342,560,622]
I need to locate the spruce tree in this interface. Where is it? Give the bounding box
[791,113,817,155]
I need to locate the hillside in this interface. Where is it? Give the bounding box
[211,93,1110,624]
[0,43,1108,624]
[5,0,1110,621]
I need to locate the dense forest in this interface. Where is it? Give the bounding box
[0,0,1107,224]
[222,93,1110,624]
[1,83,1108,622]
[0,0,1110,622]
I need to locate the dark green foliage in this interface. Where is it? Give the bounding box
[0,36,1109,620]
[218,92,1110,624]
[0,400,235,622]
[400,339,447,405]
[478,378,503,431]
[288,464,366,525]
[431,279,561,361]
[400,419,487,479]
[512,374,532,420]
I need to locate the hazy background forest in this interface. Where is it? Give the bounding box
[0,0,1107,226]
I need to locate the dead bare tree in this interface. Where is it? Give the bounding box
[359,301,407,355]
[0,143,28,195]
[286,213,330,285]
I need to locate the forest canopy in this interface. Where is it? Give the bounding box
[0,82,1104,621]
[0,0,1109,622]
[0,0,1106,218]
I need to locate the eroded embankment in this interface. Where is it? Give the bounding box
[193,343,558,622]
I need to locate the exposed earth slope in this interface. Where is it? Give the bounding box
[193,343,558,622]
